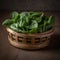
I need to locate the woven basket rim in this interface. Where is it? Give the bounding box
[6,27,54,36]
[6,27,54,37]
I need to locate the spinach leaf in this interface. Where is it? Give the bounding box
[29,20,38,29]
[47,16,54,24]
[2,12,55,34]
[29,28,37,33]
[38,25,43,33]
[10,23,24,33]
[43,16,48,32]
[2,19,14,26]
[46,16,55,31]
[18,18,25,27]
[10,11,19,22]
[36,13,44,23]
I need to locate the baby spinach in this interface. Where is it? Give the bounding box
[2,11,55,34]
[2,19,14,26]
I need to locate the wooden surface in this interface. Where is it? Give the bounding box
[0,11,60,60]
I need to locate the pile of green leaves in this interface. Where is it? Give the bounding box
[2,11,55,34]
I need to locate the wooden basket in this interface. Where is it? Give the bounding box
[6,28,54,49]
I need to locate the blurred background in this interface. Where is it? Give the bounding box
[0,0,60,11]
[0,0,60,60]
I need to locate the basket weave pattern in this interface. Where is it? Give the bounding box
[7,28,54,49]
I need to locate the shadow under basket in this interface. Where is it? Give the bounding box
[6,28,54,49]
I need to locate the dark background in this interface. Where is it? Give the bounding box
[0,0,60,60]
[0,0,60,11]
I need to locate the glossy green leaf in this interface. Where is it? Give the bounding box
[10,11,19,22]
[48,16,54,24]
[2,12,55,34]
[2,19,14,26]
[29,20,38,29]
[38,25,43,33]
